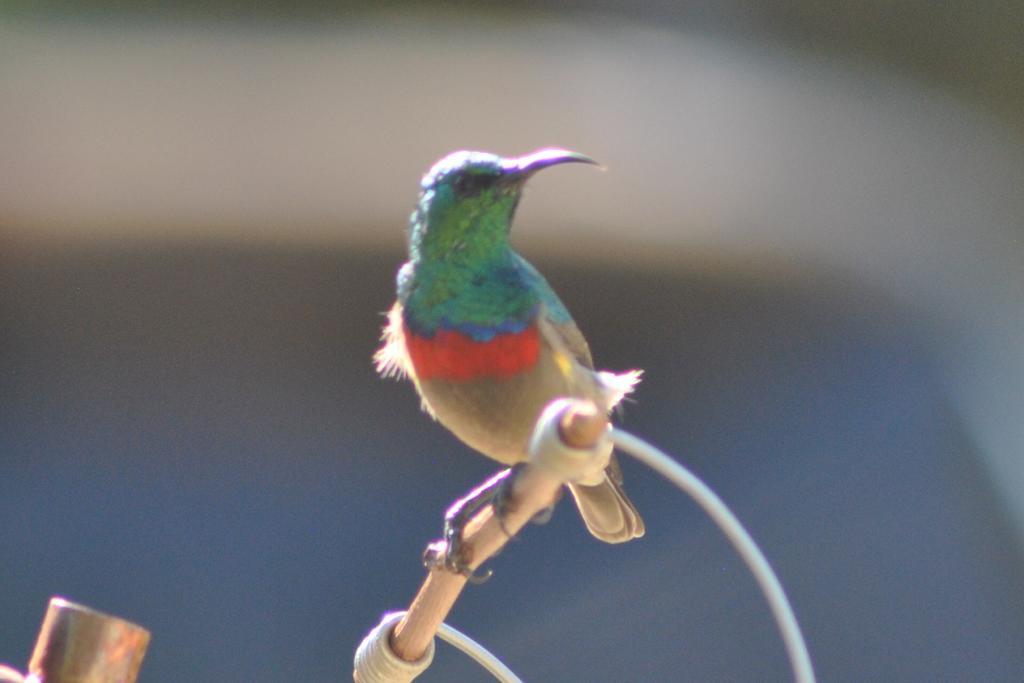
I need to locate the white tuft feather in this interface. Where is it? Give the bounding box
[598,369,643,409]
[373,302,438,418]
[373,303,412,380]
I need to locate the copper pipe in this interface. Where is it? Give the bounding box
[26,598,150,683]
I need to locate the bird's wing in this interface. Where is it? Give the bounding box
[517,254,642,410]
[513,253,595,369]
[547,316,595,370]
[539,308,642,407]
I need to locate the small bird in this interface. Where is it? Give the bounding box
[375,149,644,552]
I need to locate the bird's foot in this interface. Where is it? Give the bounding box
[423,465,563,582]
[423,469,513,582]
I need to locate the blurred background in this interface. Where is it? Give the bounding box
[2,2,1023,681]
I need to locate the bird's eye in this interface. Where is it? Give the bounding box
[451,172,496,197]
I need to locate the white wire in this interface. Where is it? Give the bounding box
[611,428,817,683]
[435,620,524,683]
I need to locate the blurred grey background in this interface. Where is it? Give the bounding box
[2,2,1023,681]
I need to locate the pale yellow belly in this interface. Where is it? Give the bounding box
[416,346,603,465]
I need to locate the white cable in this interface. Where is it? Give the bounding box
[611,428,816,683]
[436,621,524,683]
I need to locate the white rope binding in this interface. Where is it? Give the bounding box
[527,398,612,485]
[353,612,521,683]
[0,665,24,683]
[353,612,434,683]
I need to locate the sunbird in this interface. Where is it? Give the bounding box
[376,149,644,563]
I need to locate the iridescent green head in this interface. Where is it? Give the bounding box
[408,149,597,264]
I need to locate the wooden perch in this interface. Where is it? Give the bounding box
[386,400,608,665]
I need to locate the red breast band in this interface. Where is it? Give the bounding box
[406,324,540,381]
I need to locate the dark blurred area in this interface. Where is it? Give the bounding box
[2,2,1023,682]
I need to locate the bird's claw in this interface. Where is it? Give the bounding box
[422,539,493,583]
[423,466,516,582]
[463,565,494,584]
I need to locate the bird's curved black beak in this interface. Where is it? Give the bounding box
[503,149,601,178]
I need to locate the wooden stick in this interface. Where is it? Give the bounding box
[388,401,607,663]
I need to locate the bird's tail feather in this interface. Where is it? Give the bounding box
[568,474,645,544]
